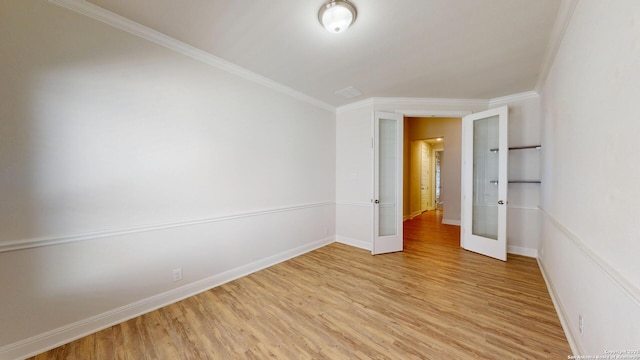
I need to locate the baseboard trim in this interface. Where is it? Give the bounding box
[1,202,334,253]
[441,218,461,226]
[0,236,335,360]
[507,245,538,258]
[539,207,640,306]
[537,257,581,355]
[335,235,371,251]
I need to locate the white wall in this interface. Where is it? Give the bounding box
[490,94,543,256]
[335,105,373,250]
[0,1,335,357]
[538,0,640,354]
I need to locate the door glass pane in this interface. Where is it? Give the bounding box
[379,118,397,236]
[472,116,499,240]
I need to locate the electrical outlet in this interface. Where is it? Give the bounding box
[578,315,584,335]
[172,267,183,282]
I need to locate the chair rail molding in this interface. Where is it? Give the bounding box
[0,202,335,253]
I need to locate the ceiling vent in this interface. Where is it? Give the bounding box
[335,86,362,99]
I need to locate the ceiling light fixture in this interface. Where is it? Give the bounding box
[318,0,357,34]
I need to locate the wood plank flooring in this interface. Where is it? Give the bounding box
[30,210,570,359]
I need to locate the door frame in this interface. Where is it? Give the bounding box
[376,109,471,252]
[398,110,471,221]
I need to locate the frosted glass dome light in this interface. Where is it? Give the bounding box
[318,0,357,34]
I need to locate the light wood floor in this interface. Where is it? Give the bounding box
[30,210,570,359]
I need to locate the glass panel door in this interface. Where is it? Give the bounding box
[378,118,397,237]
[461,106,508,261]
[373,112,403,255]
[472,116,499,240]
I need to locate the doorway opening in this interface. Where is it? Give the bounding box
[400,115,464,252]
[407,137,444,219]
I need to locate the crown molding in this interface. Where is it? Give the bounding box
[399,110,472,118]
[48,0,335,113]
[535,0,579,93]
[49,0,562,116]
[322,90,544,117]
[337,96,489,115]
[488,91,539,107]
[372,97,488,108]
[335,98,375,114]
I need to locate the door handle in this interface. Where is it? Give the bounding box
[498,200,505,205]
[374,199,380,204]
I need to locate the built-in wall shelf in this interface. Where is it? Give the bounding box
[489,144,542,184]
[490,180,541,185]
[489,145,541,152]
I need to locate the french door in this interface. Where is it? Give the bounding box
[372,111,403,255]
[461,106,508,261]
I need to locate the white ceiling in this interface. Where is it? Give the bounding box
[87,0,562,107]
